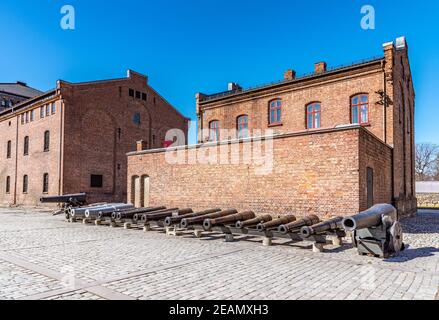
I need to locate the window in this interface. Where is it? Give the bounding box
[6,140,11,159]
[351,94,369,125]
[21,114,25,124]
[44,131,50,152]
[40,106,45,118]
[133,113,141,125]
[237,115,249,139]
[129,89,134,97]
[24,136,29,156]
[51,103,56,115]
[6,176,10,194]
[23,175,28,193]
[142,93,147,101]
[269,99,282,125]
[306,102,321,129]
[90,175,103,188]
[45,104,50,117]
[209,120,220,142]
[43,173,49,193]
[25,112,29,123]
[30,110,35,122]
[135,91,141,99]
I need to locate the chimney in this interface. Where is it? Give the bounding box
[284,69,296,80]
[395,36,407,51]
[136,140,147,152]
[228,82,242,91]
[314,62,327,74]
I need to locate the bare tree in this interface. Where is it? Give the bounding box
[416,143,439,181]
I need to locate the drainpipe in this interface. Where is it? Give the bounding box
[58,99,65,196]
[382,60,387,144]
[13,115,19,205]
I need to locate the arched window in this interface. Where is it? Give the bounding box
[6,176,10,194]
[269,99,282,125]
[43,173,49,193]
[24,136,29,156]
[236,115,249,139]
[351,94,369,125]
[209,120,220,142]
[23,175,28,193]
[44,131,50,152]
[306,102,321,129]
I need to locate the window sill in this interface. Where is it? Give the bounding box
[268,123,283,128]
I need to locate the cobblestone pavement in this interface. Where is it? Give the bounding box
[0,207,438,300]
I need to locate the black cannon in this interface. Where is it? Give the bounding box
[180,209,238,228]
[164,209,222,227]
[135,208,179,223]
[235,214,272,229]
[342,204,404,258]
[40,193,87,206]
[300,216,344,238]
[115,207,167,221]
[203,211,256,231]
[141,208,193,224]
[278,215,321,235]
[256,215,296,231]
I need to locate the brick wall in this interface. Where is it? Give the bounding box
[127,127,393,218]
[61,71,188,204]
[198,62,386,143]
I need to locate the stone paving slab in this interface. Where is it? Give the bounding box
[0,207,438,300]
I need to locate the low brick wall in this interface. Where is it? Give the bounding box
[127,127,393,218]
[417,193,439,208]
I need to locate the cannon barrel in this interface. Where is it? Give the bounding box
[278,215,320,234]
[300,216,344,238]
[138,208,179,223]
[164,209,222,226]
[235,215,273,229]
[142,208,193,222]
[257,215,296,231]
[99,206,159,220]
[342,204,398,232]
[85,204,134,219]
[40,193,87,204]
[203,211,255,231]
[71,203,119,218]
[115,206,167,220]
[181,209,238,228]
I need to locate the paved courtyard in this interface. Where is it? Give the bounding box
[0,207,438,300]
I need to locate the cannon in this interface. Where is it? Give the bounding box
[99,206,165,220]
[203,211,256,231]
[136,208,179,223]
[115,207,167,221]
[278,215,321,234]
[180,209,238,229]
[164,209,222,227]
[70,203,121,219]
[84,204,134,219]
[342,204,404,258]
[256,215,296,231]
[140,208,193,223]
[235,214,273,229]
[300,216,344,238]
[40,193,87,207]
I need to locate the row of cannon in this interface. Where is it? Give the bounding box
[41,194,404,258]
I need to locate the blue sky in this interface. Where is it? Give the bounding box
[1,0,438,144]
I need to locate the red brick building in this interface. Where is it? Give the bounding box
[127,37,416,218]
[0,70,188,206]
